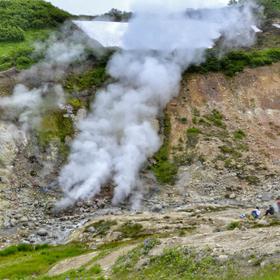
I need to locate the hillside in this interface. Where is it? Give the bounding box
[0,0,280,279]
[0,0,71,71]
[0,0,70,42]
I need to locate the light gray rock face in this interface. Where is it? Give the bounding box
[0,123,22,168]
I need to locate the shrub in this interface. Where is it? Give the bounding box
[0,25,24,42]
[227,221,241,230]
[233,129,246,140]
[187,127,201,147]
[152,160,178,184]
[188,48,280,76]
[16,55,33,69]
[205,109,225,128]
[65,67,107,92]
[118,222,144,238]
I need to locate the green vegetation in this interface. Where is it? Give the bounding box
[112,246,237,280]
[0,243,88,279]
[118,222,144,239]
[246,265,280,280]
[179,117,188,124]
[86,220,117,237]
[234,129,246,140]
[259,0,280,20]
[0,0,70,71]
[36,110,74,155]
[38,265,104,280]
[0,29,52,71]
[219,145,242,159]
[188,49,280,77]
[227,221,241,230]
[205,109,226,128]
[0,243,49,257]
[186,127,201,147]
[64,66,108,92]
[244,175,260,185]
[151,115,178,184]
[0,0,70,43]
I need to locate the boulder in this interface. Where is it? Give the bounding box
[37,228,48,237]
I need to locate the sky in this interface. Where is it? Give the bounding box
[47,0,229,15]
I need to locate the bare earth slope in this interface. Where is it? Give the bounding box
[167,62,280,204]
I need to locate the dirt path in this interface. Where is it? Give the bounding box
[96,244,138,272]
[48,252,98,276]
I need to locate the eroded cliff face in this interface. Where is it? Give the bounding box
[167,62,280,202]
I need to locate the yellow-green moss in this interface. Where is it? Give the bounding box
[37,110,74,150]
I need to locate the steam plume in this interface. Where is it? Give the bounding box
[0,24,92,132]
[58,1,258,207]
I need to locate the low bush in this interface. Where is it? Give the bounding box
[188,48,280,76]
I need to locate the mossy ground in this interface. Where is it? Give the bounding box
[36,109,74,157]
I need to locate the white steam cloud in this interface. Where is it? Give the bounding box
[58,1,258,207]
[0,84,64,132]
[0,25,91,133]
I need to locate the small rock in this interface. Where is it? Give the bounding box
[20,216,29,223]
[261,193,272,202]
[37,228,48,236]
[86,226,96,233]
[152,205,163,213]
[229,193,236,199]
[218,255,229,263]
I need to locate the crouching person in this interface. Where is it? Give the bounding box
[251,207,261,219]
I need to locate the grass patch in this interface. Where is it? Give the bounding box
[151,115,178,184]
[244,176,260,185]
[86,220,118,237]
[219,146,242,159]
[246,264,280,280]
[111,246,238,280]
[0,29,53,71]
[37,265,104,280]
[0,244,49,257]
[118,222,144,239]
[0,243,88,279]
[0,0,70,43]
[227,221,241,231]
[204,109,225,128]
[234,130,246,140]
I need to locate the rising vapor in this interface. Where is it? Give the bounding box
[58,1,259,207]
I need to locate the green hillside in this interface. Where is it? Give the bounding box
[0,0,71,71]
[0,0,70,43]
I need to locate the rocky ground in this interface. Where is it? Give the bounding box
[0,62,279,279]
